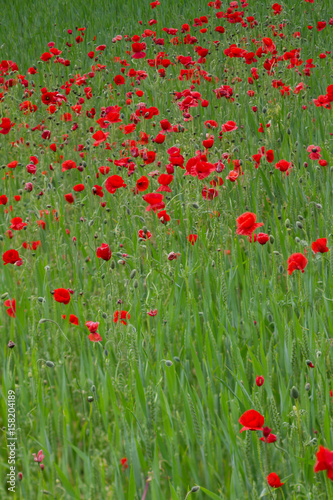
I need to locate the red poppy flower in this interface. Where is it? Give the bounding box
[267,473,284,488]
[53,288,71,304]
[3,249,21,265]
[73,184,85,192]
[311,238,329,254]
[136,176,149,192]
[96,243,112,261]
[114,75,125,85]
[257,233,269,245]
[188,234,198,245]
[105,175,127,193]
[114,310,130,325]
[62,160,77,172]
[157,210,170,223]
[147,309,158,316]
[10,217,27,231]
[266,150,274,163]
[239,409,264,432]
[64,193,75,204]
[275,159,292,176]
[260,427,277,443]
[69,314,79,325]
[142,192,165,212]
[314,446,333,480]
[221,120,238,133]
[287,253,308,275]
[236,212,264,237]
[0,194,8,205]
[138,229,152,240]
[256,375,264,387]
[4,298,16,318]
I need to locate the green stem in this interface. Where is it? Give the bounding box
[295,400,303,455]
[256,435,274,499]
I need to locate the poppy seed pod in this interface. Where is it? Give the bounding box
[191,486,200,492]
[87,396,94,403]
[290,386,299,399]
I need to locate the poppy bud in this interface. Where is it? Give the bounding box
[316,204,322,209]
[110,260,115,269]
[130,269,137,279]
[262,107,267,114]
[87,396,94,403]
[263,426,271,438]
[305,383,311,392]
[18,472,23,481]
[102,313,107,319]
[278,265,284,273]
[295,237,300,243]
[40,464,44,471]
[142,226,148,234]
[38,297,45,303]
[8,340,15,349]
[269,235,275,244]
[1,292,9,299]
[287,128,291,135]
[104,349,109,356]
[46,361,55,368]
[173,356,181,362]
[165,360,173,367]
[133,279,139,288]
[193,203,199,208]
[284,219,290,228]
[191,486,200,493]
[290,386,299,399]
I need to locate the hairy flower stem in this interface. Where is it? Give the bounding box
[256,435,274,499]
[295,401,303,455]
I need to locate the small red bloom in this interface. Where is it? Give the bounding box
[267,473,284,488]
[3,249,21,265]
[314,446,333,481]
[96,243,112,261]
[239,409,264,433]
[287,253,308,275]
[256,375,264,387]
[311,238,329,254]
[188,234,198,245]
[4,298,16,318]
[114,310,130,325]
[236,212,263,237]
[53,288,71,304]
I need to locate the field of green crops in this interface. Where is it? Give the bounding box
[1,0,333,498]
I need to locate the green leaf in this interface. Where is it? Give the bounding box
[127,463,136,500]
[53,463,76,498]
[200,486,223,499]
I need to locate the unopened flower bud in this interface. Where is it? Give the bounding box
[290,386,299,399]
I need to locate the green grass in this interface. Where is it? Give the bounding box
[1,0,333,498]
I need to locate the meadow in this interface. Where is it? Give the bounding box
[1,0,333,498]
